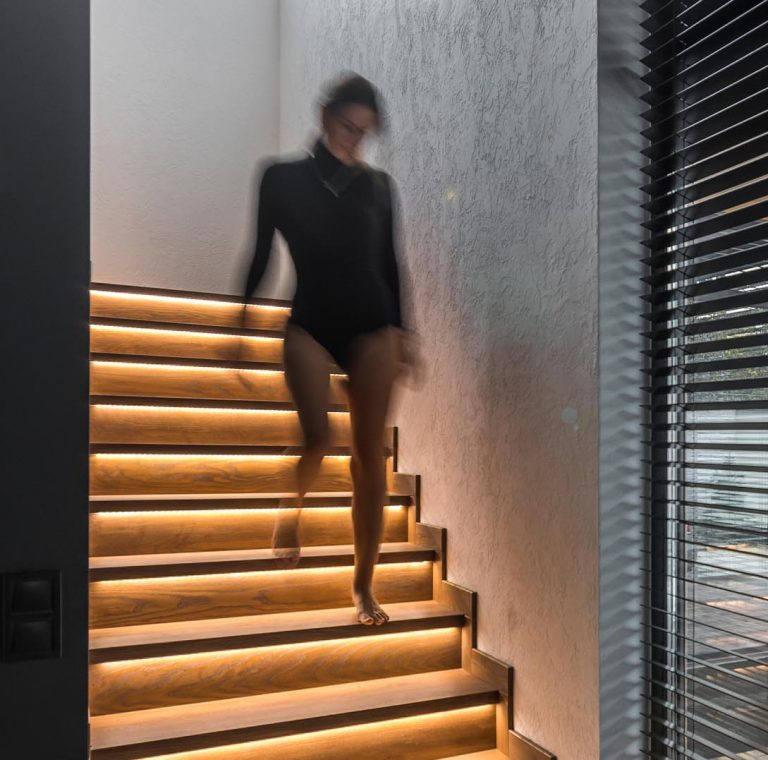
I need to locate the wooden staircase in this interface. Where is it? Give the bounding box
[87,283,554,760]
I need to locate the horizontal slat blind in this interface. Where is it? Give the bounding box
[640,1,768,758]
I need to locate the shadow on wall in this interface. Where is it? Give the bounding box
[598,1,648,759]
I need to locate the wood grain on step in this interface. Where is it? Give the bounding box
[90,506,408,556]
[90,325,283,363]
[92,704,497,760]
[90,291,289,331]
[90,406,350,447]
[90,626,461,714]
[89,600,464,658]
[89,561,433,628]
[89,543,433,580]
[90,362,347,404]
[88,670,498,756]
[89,454,352,496]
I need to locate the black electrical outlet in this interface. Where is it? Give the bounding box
[1,570,62,661]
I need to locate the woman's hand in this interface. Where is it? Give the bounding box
[397,328,425,387]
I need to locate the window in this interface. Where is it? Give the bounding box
[640,1,768,757]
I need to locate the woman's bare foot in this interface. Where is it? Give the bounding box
[271,510,301,569]
[351,584,390,625]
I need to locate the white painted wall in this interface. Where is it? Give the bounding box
[90,0,280,294]
[278,2,599,758]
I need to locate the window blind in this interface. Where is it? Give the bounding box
[640,1,768,757]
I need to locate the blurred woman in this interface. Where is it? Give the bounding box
[242,73,420,625]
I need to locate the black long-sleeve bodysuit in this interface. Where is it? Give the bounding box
[244,136,406,371]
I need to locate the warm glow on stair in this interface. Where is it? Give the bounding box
[90,289,290,311]
[90,561,431,583]
[91,360,282,373]
[126,705,497,760]
[91,359,347,377]
[92,404,302,414]
[93,505,405,515]
[91,323,282,341]
[85,285,515,759]
[89,492,374,500]
[94,627,458,667]
[91,453,351,460]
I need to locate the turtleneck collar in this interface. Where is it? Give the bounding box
[310,136,363,196]
[314,136,344,172]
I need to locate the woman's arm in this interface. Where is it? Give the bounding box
[243,161,278,300]
[380,171,410,330]
[380,171,423,382]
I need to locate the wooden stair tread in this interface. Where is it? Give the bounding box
[90,599,463,651]
[91,316,282,338]
[89,541,434,580]
[444,751,507,759]
[90,444,360,456]
[91,352,290,371]
[89,491,407,502]
[89,668,499,750]
[90,395,349,412]
[89,490,410,505]
[89,493,411,511]
[90,282,291,308]
[91,541,427,569]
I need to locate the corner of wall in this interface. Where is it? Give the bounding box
[597,1,647,758]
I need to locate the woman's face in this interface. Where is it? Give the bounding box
[322,103,378,165]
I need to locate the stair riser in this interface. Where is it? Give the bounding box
[90,508,409,556]
[90,627,462,715]
[90,363,348,404]
[90,703,498,760]
[90,407,351,447]
[90,455,371,496]
[91,326,283,364]
[90,563,433,627]
[91,291,290,331]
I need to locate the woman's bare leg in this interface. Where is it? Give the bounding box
[345,326,400,625]
[275,323,332,569]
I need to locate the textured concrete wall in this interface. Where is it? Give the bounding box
[91,0,279,294]
[279,2,599,757]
